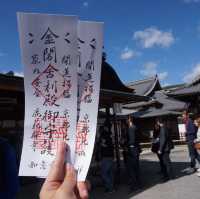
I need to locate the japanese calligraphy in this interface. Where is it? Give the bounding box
[29,33,34,44]
[31,54,40,64]
[74,21,103,181]
[76,114,89,156]
[64,32,71,43]
[18,13,78,177]
[81,74,94,103]
[32,109,69,155]
[41,27,59,45]
[43,47,57,63]
[62,55,71,66]
[18,13,103,181]
[32,64,71,107]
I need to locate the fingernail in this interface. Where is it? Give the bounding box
[66,163,76,178]
[59,141,66,151]
[62,140,66,147]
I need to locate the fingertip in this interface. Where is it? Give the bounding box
[57,140,66,153]
[80,189,88,199]
[46,141,67,182]
[77,182,89,199]
[60,163,76,191]
[66,163,77,180]
[55,141,66,162]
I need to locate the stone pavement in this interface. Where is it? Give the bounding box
[17,145,200,199]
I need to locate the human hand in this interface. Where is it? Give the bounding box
[157,150,161,155]
[40,141,89,199]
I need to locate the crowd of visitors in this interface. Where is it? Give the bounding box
[96,110,200,194]
[1,110,200,198]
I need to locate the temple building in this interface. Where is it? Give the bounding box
[165,76,200,116]
[120,76,187,142]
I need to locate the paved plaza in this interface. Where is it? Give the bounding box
[17,145,200,199]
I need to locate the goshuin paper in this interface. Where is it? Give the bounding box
[75,21,103,181]
[18,13,104,181]
[18,13,78,176]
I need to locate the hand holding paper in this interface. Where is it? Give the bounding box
[40,141,89,199]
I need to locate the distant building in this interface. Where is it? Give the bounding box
[126,75,161,97]
[165,78,200,115]
[120,76,187,142]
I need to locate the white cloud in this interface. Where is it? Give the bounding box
[14,71,24,77]
[83,1,89,7]
[133,27,175,48]
[140,62,157,76]
[140,61,168,81]
[183,0,200,3]
[0,70,24,77]
[162,82,170,87]
[120,47,140,60]
[183,63,200,83]
[158,72,168,81]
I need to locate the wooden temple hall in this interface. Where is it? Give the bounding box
[1,56,200,170]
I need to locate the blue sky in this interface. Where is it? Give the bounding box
[1,0,200,86]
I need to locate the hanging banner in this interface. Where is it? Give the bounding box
[18,13,78,176]
[75,21,103,181]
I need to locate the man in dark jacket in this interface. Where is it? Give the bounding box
[152,123,165,174]
[182,111,200,173]
[126,116,141,192]
[157,118,173,181]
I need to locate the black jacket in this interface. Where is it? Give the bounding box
[185,118,197,142]
[99,132,114,158]
[159,126,173,153]
[128,125,137,146]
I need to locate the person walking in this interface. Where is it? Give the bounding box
[157,118,174,182]
[99,126,115,193]
[151,122,165,174]
[126,116,141,192]
[182,111,200,174]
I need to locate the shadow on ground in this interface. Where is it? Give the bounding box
[17,150,192,199]
[89,159,191,199]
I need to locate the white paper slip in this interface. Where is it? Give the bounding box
[17,12,78,176]
[75,21,104,181]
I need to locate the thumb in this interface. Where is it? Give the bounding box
[60,163,77,195]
